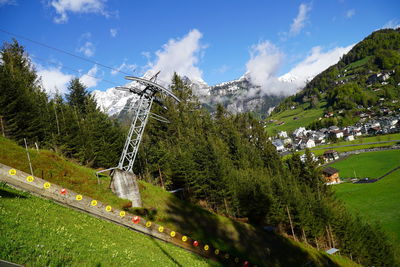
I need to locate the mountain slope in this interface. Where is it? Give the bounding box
[0,136,359,266]
[267,28,400,133]
[92,75,287,118]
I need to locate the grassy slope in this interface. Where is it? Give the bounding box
[329,150,400,178]
[0,184,215,267]
[0,136,358,266]
[265,102,325,135]
[331,150,400,244]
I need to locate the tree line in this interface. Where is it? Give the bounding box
[0,40,397,266]
[0,40,125,168]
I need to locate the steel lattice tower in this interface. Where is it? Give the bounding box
[116,73,180,172]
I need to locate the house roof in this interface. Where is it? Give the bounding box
[322,167,339,176]
[323,150,337,155]
[326,248,340,255]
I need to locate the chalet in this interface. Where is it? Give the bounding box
[323,150,339,161]
[344,134,354,141]
[305,139,315,148]
[330,130,344,139]
[278,131,288,138]
[293,127,306,137]
[272,139,285,152]
[322,167,341,185]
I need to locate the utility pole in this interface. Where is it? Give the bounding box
[24,138,34,175]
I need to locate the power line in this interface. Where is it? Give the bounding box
[0,28,135,76]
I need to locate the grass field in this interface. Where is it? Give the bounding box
[0,136,359,266]
[331,150,400,244]
[329,150,400,179]
[0,183,215,267]
[265,102,325,135]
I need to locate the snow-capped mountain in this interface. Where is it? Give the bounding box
[92,87,139,116]
[92,73,306,117]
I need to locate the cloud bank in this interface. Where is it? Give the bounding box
[37,66,73,96]
[37,64,100,96]
[244,41,354,97]
[144,29,206,85]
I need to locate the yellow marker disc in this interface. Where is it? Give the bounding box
[145,221,152,228]
[158,226,164,233]
[76,195,83,201]
[224,253,229,259]
[235,257,239,263]
[91,200,97,206]
[182,236,187,242]
[8,169,16,175]
[214,249,220,255]
[26,176,34,182]
[204,245,209,251]
[170,231,176,237]
[119,211,126,217]
[105,205,112,212]
[43,182,51,189]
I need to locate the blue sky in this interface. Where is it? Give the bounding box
[0,0,399,95]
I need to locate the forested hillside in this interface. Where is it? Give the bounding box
[0,39,398,266]
[272,28,400,130]
[0,40,125,168]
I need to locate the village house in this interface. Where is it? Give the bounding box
[330,130,344,139]
[322,167,341,185]
[323,150,339,162]
[344,134,355,141]
[292,127,306,138]
[278,131,288,139]
[272,139,285,152]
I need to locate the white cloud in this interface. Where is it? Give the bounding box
[289,3,311,36]
[244,41,354,97]
[78,41,95,57]
[346,9,355,19]
[111,60,136,75]
[382,19,400,29]
[284,44,354,84]
[77,33,95,57]
[246,41,284,96]
[0,0,16,7]
[80,65,99,88]
[37,66,73,96]
[110,28,117,37]
[50,0,110,23]
[144,29,206,85]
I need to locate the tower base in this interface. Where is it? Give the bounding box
[110,169,142,207]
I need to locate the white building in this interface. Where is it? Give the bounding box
[272,139,285,152]
[278,131,288,139]
[293,127,306,137]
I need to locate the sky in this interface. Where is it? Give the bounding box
[0,0,399,96]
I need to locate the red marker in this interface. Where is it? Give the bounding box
[193,241,199,247]
[132,216,140,224]
[60,188,67,195]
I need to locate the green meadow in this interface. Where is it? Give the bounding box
[0,183,215,267]
[331,150,400,244]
